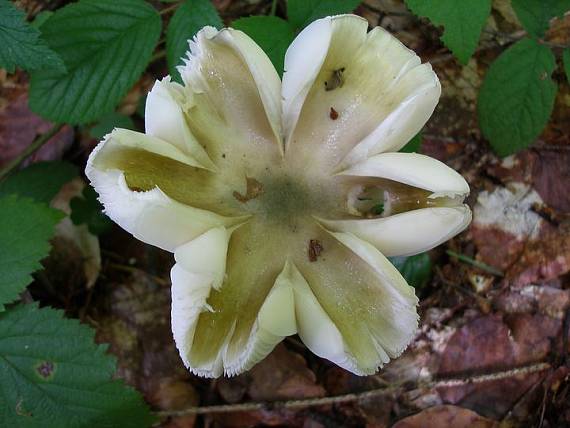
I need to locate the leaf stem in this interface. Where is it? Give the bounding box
[159,2,180,16]
[270,0,278,16]
[150,49,166,63]
[0,124,64,181]
[482,29,570,50]
[446,250,504,277]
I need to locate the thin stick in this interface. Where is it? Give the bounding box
[156,362,550,418]
[159,2,180,16]
[270,0,278,16]
[150,49,166,63]
[0,123,64,180]
[446,250,504,277]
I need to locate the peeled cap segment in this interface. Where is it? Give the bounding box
[85,131,231,253]
[340,152,470,198]
[282,15,441,171]
[320,205,472,257]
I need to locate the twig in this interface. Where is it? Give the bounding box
[156,362,550,418]
[483,29,570,50]
[269,0,278,16]
[0,124,64,180]
[446,250,504,277]
[158,385,400,417]
[159,2,180,16]
[150,50,166,63]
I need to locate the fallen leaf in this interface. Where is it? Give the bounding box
[0,89,73,168]
[393,405,497,428]
[50,178,101,288]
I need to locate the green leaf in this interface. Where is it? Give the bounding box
[287,0,362,29]
[400,133,422,153]
[563,49,570,83]
[29,0,161,125]
[389,253,432,289]
[31,11,54,29]
[511,0,570,38]
[136,95,147,118]
[0,304,154,427]
[0,161,77,204]
[0,196,63,311]
[70,186,113,236]
[166,0,222,82]
[404,0,491,64]
[0,0,64,73]
[233,16,295,76]
[89,112,135,140]
[478,38,557,157]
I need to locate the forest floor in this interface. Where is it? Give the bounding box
[2,0,570,427]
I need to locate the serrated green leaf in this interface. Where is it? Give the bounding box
[511,0,570,38]
[0,304,155,427]
[405,0,491,64]
[31,11,53,30]
[89,112,135,140]
[400,133,422,153]
[166,0,222,82]
[136,94,148,118]
[287,0,362,29]
[70,186,113,235]
[563,49,570,83]
[29,0,161,125]
[0,161,77,204]
[0,196,64,311]
[0,0,64,73]
[389,253,432,289]
[478,38,557,157]
[233,16,295,76]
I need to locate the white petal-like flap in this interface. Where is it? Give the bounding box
[282,15,440,171]
[320,205,472,257]
[282,17,332,141]
[171,220,289,377]
[145,78,215,170]
[293,228,419,374]
[170,216,420,377]
[341,152,470,198]
[177,26,283,163]
[86,129,241,252]
[171,226,234,377]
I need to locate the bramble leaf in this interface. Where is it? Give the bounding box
[287,0,362,29]
[389,253,432,289]
[400,133,422,153]
[166,0,222,82]
[0,162,77,204]
[478,38,557,156]
[29,0,161,124]
[233,16,295,76]
[0,304,154,426]
[405,0,491,64]
[70,186,113,235]
[89,112,135,140]
[0,195,63,310]
[0,0,64,73]
[511,0,570,38]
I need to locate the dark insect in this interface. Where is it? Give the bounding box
[329,107,339,120]
[324,67,345,91]
[308,239,323,262]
